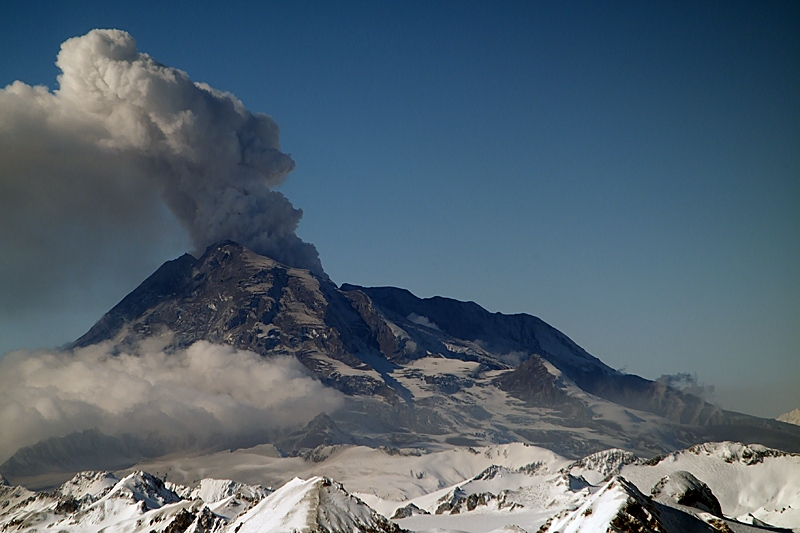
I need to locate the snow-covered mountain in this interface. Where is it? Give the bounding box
[3,241,799,487]
[1,441,798,532]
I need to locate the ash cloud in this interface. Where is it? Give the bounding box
[0,29,322,324]
[0,340,344,464]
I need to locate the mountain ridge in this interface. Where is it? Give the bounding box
[3,440,799,532]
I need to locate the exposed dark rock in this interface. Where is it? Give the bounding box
[651,470,723,516]
[391,503,429,519]
[163,508,194,533]
[494,354,588,418]
[71,242,800,442]
[54,495,80,514]
[344,284,728,428]
[72,253,199,349]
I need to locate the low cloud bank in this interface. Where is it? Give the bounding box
[0,340,343,464]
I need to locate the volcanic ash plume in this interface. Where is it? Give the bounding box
[0,29,323,312]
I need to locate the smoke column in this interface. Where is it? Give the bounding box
[0,29,323,293]
[62,29,324,272]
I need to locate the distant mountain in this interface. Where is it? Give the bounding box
[0,429,148,487]
[778,409,800,426]
[5,241,799,485]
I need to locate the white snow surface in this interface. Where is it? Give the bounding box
[227,476,398,533]
[1,441,799,532]
[58,470,120,500]
[190,477,272,504]
[541,476,634,533]
[620,441,800,529]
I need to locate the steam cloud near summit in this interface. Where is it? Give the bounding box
[0,29,322,320]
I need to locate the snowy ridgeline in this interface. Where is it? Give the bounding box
[0,471,399,533]
[1,441,799,533]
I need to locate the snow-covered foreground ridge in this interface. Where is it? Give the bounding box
[0,471,399,533]
[1,441,799,533]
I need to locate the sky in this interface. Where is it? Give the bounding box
[0,1,797,419]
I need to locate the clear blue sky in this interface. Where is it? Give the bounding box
[1,1,798,417]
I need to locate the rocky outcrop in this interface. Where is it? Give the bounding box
[651,470,723,516]
[494,354,588,418]
[66,242,760,431]
[344,284,726,427]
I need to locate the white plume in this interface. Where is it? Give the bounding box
[0,29,322,323]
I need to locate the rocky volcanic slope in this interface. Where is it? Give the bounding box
[5,241,799,483]
[70,241,704,413]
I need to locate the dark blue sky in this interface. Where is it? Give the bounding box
[1,1,798,417]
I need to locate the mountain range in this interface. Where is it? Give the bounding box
[2,241,799,532]
[1,441,799,532]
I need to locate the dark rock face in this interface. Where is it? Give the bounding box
[593,477,720,533]
[391,503,429,519]
[72,241,396,399]
[494,354,587,416]
[342,284,726,427]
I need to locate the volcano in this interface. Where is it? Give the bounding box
[3,241,800,483]
[3,242,800,532]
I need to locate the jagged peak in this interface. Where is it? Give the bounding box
[777,408,800,426]
[106,470,181,509]
[565,448,641,478]
[227,476,404,533]
[540,474,724,533]
[58,470,118,500]
[189,477,272,505]
[681,441,797,465]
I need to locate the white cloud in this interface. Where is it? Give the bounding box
[407,313,441,331]
[0,340,344,463]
